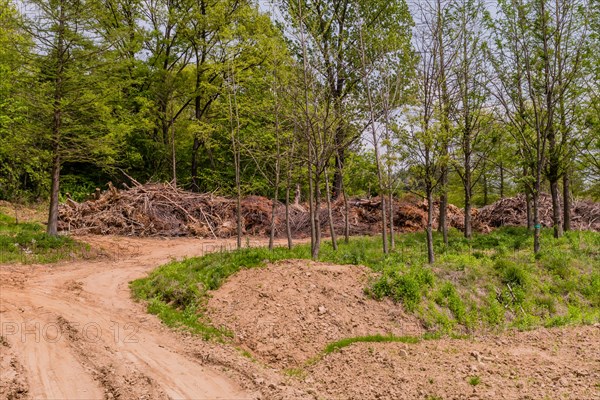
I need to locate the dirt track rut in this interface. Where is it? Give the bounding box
[0,236,262,400]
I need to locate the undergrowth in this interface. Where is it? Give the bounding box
[0,212,85,263]
[131,227,600,339]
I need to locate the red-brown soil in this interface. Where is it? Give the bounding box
[1,236,599,400]
[207,260,424,368]
[305,326,600,400]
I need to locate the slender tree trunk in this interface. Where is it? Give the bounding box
[383,95,395,250]
[312,171,321,259]
[269,201,277,250]
[285,178,292,249]
[563,172,571,232]
[533,189,541,254]
[464,128,472,239]
[523,166,533,230]
[426,188,435,264]
[464,193,472,239]
[298,0,317,257]
[342,181,350,243]
[233,133,242,249]
[324,167,337,250]
[525,191,533,230]
[550,180,562,238]
[499,162,505,198]
[464,174,472,241]
[435,0,449,246]
[269,85,283,251]
[308,157,316,254]
[336,153,350,243]
[227,70,242,249]
[171,116,176,186]
[359,22,387,254]
[438,168,448,245]
[47,3,65,236]
[285,142,294,249]
[47,152,61,236]
[236,178,242,249]
[381,195,388,254]
[533,141,543,253]
[269,173,279,251]
[333,148,345,198]
[389,191,395,250]
[548,125,562,238]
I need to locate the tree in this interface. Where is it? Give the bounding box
[22,0,118,235]
[279,0,412,201]
[450,0,488,239]
[432,0,455,246]
[401,8,446,263]
[0,1,47,204]
[281,0,413,257]
[358,20,388,253]
[488,0,587,251]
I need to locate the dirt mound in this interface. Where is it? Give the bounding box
[206,260,424,369]
[58,182,470,237]
[474,193,600,231]
[305,325,600,400]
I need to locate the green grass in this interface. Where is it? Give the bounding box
[469,375,481,386]
[131,227,600,339]
[323,334,420,354]
[0,212,86,263]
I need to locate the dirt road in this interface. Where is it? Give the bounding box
[0,236,269,400]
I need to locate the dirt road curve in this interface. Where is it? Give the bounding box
[0,236,268,400]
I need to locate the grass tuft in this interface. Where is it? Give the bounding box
[469,375,481,386]
[323,334,420,354]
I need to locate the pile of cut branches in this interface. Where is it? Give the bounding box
[58,183,475,237]
[59,183,262,237]
[474,193,600,232]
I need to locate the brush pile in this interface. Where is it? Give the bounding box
[59,182,599,237]
[474,193,600,232]
[58,183,468,237]
[58,183,274,237]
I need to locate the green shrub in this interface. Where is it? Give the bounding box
[469,376,481,386]
[370,267,434,311]
[435,283,468,325]
[482,293,505,326]
[534,296,557,316]
[495,259,529,288]
[541,250,574,280]
[0,214,80,263]
[583,274,600,307]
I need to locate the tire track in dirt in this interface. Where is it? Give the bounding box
[1,306,104,399]
[0,334,29,399]
[55,315,169,400]
[0,236,277,399]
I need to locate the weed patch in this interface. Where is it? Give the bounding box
[0,212,86,263]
